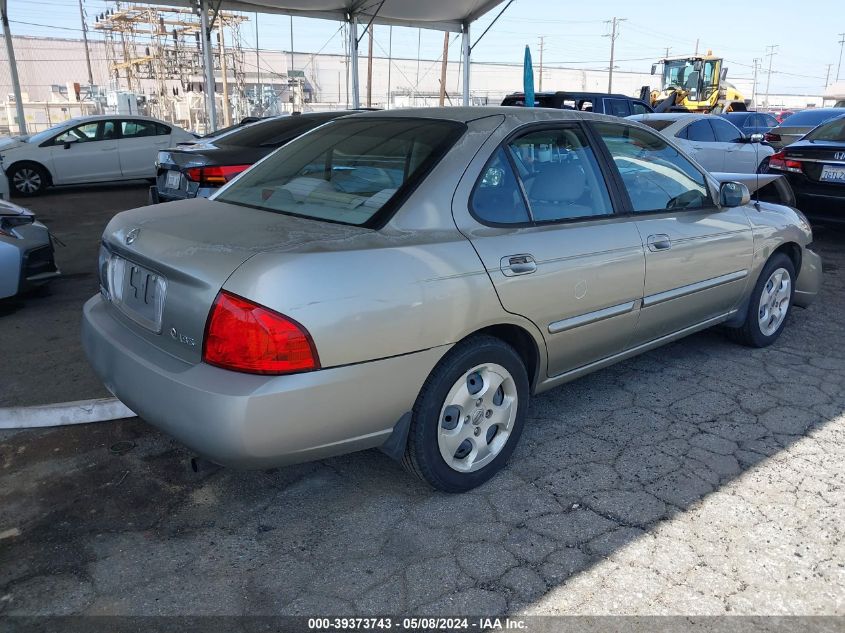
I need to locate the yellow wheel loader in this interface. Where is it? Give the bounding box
[642,53,750,114]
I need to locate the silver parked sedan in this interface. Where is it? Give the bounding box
[83,108,822,492]
[0,198,59,299]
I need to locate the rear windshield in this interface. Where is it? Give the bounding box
[635,118,675,132]
[780,109,841,127]
[805,114,845,142]
[502,95,560,108]
[215,117,466,227]
[212,115,339,147]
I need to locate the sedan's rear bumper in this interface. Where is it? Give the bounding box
[794,247,822,308]
[82,294,448,468]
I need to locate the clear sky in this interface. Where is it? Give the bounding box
[6,0,844,95]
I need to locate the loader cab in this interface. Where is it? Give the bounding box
[657,57,722,103]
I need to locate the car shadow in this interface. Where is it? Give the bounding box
[0,229,842,617]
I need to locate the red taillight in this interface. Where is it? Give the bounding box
[763,132,781,143]
[185,164,251,186]
[768,151,803,174]
[202,291,319,375]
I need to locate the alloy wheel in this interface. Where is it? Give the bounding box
[758,267,791,337]
[437,362,518,473]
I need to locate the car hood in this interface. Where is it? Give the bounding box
[0,137,28,152]
[710,172,781,194]
[0,197,34,217]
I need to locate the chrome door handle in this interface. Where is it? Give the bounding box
[647,234,672,252]
[501,254,537,276]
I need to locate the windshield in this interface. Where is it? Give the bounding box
[215,117,466,227]
[662,59,718,100]
[27,119,82,144]
[805,115,845,142]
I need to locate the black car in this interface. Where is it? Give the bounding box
[151,111,357,203]
[501,91,653,117]
[719,112,779,136]
[768,113,845,224]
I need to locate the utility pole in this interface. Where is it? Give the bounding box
[386,26,392,109]
[825,63,833,88]
[604,17,625,94]
[664,47,670,59]
[0,0,26,134]
[439,31,449,106]
[255,12,261,113]
[752,58,760,106]
[837,32,845,81]
[694,38,699,55]
[366,23,373,107]
[764,44,778,109]
[77,0,94,87]
[218,28,230,126]
[538,36,544,91]
[289,16,294,71]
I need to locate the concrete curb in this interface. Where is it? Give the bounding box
[0,398,136,429]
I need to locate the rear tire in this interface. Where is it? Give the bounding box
[9,163,48,197]
[402,335,529,493]
[726,253,795,347]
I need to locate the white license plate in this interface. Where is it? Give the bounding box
[165,170,182,190]
[820,165,845,183]
[108,256,166,332]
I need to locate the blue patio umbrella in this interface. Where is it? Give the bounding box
[523,45,535,107]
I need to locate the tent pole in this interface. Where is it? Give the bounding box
[462,23,470,106]
[200,0,217,132]
[1,0,26,135]
[348,14,359,109]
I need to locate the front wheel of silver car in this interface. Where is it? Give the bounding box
[402,335,529,493]
[726,252,795,348]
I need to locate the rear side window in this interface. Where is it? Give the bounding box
[684,120,715,142]
[594,122,711,213]
[215,118,465,227]
[121,120,169,138]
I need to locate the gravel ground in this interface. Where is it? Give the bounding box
[0,186,842,617]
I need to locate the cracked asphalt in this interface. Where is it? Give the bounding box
[0,186,843,616]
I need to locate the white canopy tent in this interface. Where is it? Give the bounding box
[142,0,513,130]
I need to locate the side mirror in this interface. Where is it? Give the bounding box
[749,133,764,143]
[650,64,657,75]
[720,68,728,82]
[62,139,78,150]
[720,181,751,208]
[694,60,703,72]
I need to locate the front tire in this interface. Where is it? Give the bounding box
[402,335,529,493]
[727,253,795,347]
[9,163,48,197]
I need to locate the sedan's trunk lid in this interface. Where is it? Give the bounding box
[101,197,369,364]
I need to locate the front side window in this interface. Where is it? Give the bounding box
[711,118,742,143]
[594,122,711,213]
[215,118,465,227]
[53,122,100,144]
[605,99,630,117]
[631,102,650,115]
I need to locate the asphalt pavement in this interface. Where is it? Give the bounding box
[0,185,842,617]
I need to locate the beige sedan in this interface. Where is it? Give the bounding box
[83,108,822,492]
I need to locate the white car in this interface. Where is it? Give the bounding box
[628,113,775,174]
[0,115,196,196]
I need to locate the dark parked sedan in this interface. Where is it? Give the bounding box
[151,111,356,203]
[719,112,778,136]
[768,113,845,224]
[764,108,844,149]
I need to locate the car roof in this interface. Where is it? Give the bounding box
[628,113,709,123]
[62,114,170,123]
[505,91,643,100]
[348,106,617,124]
